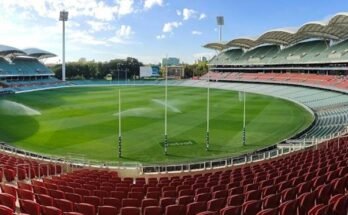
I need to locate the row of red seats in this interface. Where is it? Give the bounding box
[0,135,346,214]
[201,72,348,90]
[0,152,62,182]
[0,137,343,214]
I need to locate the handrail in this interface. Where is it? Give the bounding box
[38,163,49,178]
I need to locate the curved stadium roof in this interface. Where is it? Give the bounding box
[0,44,26,56]
[24,48,57,59]
[204,12,348,51]
[0,45,56,59]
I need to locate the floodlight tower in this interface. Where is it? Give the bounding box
[59,10,69,82]
[216,16,224,42]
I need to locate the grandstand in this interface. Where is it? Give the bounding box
[205,13,348,70]
[202,13,348,150]
[0,45,69,92]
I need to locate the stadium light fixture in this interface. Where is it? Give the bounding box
[59,10,68,82]
[216,16,224,42]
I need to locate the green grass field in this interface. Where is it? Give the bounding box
[0,86,313,164]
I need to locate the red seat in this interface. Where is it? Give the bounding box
[59,186,74,193]
[84,195,101,208]
[0,205,13,215]
[75,188,91,196]
[18,188,35,200]
[296,182,312,196]
[186,201,207,215]
[212,190,228,199]
[103,197,121,210]
[281,187,297,202]
[262,193,280,209]
[177,195,194,206]
[196,211,217,215]
[0,193,16,210]
[0,184,17,200]
[160,197,176,211]
[207,198,225,212]
[179,189,194,197]
[242,200,262,215]
[314,184,332,204]
[329,194,348,215]
[98,205,118,215]
[141,198,158,213]
[245,183,259,192]
[165,204,186,215]
[262,185,277,197]
[122,198,141,207]
[76,203,96,215]
[94,190,109,199]
[41,206,63,215]
[195,193,212,202]
[19,199,40,215]
[35,194,54,206]
[49,189,65,199]
[143,206,162,215]
[18,181,33,191]
[245,190,261,201]
[297,192,316,215]
[163,190,177,198]
[227,194,244,206]
[4,168,15,182]
[308,204,328,215]
[128,192,144,201]
[147,191,161,200]
[331,177,346,195]
[120,206,141,215]
[256,208,278,215]
[33,185,48,195]
[64,213,84,215]
[220,206,242,215]
[55,199,74,212]
[65,192,82,204]
[279,200,297,215]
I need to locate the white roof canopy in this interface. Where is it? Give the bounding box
[204,12,348,50]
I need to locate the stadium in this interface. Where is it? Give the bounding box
[0,2,347,215]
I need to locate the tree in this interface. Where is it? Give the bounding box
[49,57,144,80]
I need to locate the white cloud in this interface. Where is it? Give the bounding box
[183,8,197,20]
[162,21,182,33]
[108,25,135,44]
[0,0,135,21]
[117,0,134,16]
[69,30,108,46]
[86,20,112,32]
[199,13,206,20]
[156,34,166,40]
[116,25,134,39]
[144,0,163,9]
[192,31,202,35]
[176,8,206,21]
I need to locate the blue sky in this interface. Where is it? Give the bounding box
[0,0,347,64]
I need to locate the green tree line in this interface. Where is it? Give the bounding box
[50,57,209,80]
[50,57,143,80]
